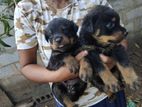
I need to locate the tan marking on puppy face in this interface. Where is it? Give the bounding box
[92,29,100,38]
[62,35,71,44]
[96,35,116,44]
[116,63,138,86]
[50,35,71,50]
[50,41,58,50]
[70,37,75,45]
[79,58,93,82]
[96,31,125,44]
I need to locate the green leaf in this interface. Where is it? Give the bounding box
[0,39,11,47]
[127,99,136,107]
[0,16,11,35]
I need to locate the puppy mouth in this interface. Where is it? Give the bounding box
[52,43,72,52]
[58,44,64,48]
[58,44,72,50]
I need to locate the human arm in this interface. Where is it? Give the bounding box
[14,2,87,83]
[18,45,88,83]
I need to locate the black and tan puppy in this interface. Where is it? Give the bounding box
[79,5,140,94]
[44,18,87,107]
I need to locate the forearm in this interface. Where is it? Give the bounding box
[21,64,77,83]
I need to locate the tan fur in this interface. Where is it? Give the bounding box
[116,63,138,86]
[106,91,114,99]
[99,64,119,92]
[79,58,93,82]
[96,31,124,44]
[63,96,76,107]
[50,35,72,50]
[64,55,79,73]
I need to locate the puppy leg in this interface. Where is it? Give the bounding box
[64,55,79,74]
[98,64,120,92]
[85,51,120,92]
[79,58,93,82]
[53,83,78,107]
[112,45,140,89]
[116,63,139,89]
[111,66,125,89]
[63,96,78,107]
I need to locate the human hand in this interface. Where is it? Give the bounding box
[55,51,88,81]
[75,50,88,61]
[99,39,128,69]
[99,54,116,69]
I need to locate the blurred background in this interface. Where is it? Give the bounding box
[0,0,142,107]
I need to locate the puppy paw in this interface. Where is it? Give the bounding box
[64,56,79,74]
[122,67,140,90]
[117,63,140,90]
[79,58,93,82]
[99,70,120,92]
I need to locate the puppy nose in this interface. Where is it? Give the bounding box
[119,26,128,38]
[55,36,62,43]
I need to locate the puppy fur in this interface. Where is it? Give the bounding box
[79,5,139,95]
[45,18,87,107]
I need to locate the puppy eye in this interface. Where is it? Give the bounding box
[106,22,115,29]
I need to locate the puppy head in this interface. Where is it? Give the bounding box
[45,18,78,52]
[80,5,128,47]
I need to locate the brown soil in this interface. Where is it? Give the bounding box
[125,32,142,106]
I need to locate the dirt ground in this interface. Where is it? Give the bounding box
[125,32,142,107]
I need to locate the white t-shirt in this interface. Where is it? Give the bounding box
[14,0,113,106]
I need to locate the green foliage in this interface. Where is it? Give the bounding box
[127,99,136,107]
[0,0,20,47]
[2,0,21,5]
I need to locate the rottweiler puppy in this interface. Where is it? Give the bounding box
[79,5,140,95]
[44,18,87,107]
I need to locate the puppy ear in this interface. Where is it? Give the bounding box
[70,20,78,33]
[81,16,94,34]
[80,11,99,37]
[44,29,50,42]
[73,23,78,33]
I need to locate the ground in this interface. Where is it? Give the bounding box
[125,32,142,107]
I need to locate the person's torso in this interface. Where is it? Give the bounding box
[19,0,109,106]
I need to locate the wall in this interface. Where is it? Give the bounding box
[108,0,142,33]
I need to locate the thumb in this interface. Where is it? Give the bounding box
[75,50,88,61]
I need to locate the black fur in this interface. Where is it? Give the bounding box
[45,18,86,106]
[79,5,128,93]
